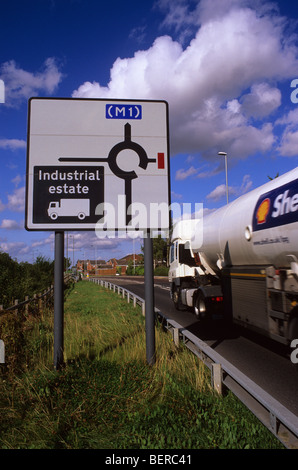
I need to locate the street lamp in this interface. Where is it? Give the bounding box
[68,234,75,269]
[218,151,228,204]
[90,244,98,275]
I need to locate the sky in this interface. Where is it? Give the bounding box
[1,0,298,265]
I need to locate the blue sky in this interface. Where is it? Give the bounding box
[1,0,298,265]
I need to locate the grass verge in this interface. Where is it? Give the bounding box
[0,280,284,449]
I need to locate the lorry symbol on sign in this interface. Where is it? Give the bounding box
[47,199,90,220]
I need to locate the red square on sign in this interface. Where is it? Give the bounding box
[158,153,165,169]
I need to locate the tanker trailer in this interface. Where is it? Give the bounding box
[169,167,298,345]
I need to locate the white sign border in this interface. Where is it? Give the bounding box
[25,97,171,232]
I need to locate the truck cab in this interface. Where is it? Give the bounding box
[169,219,223,316]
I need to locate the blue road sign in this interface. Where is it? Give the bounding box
[106,104,142,120]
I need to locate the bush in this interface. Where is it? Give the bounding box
[0,253,54,309]
[154,265,169,276]
[126,264,144,276]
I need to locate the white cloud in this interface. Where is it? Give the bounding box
[30,231,121,255]
[0,219,23,229]
[276,108,298,127]
[240,83,281,118]
[11,174,23,187]
[276,108,298,157]
[171,190,183,200]
[0,241,29,256]
[129,25,147,45]
[206,184,229,201]
[207,174,252,201]
[31,234,54,248]
[72,1,298,162]
[0,139,26,150]
[157,0,200,44]
[175,165,198,180]
[6,186,25,212]
[278,130,298,157]
[0,57,63,107]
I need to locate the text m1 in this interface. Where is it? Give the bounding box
[106,104,142,120]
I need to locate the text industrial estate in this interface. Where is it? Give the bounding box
[38,168,102,195]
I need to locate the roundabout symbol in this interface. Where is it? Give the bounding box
[59,123,162,225]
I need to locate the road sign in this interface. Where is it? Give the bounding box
[25,97,170,231]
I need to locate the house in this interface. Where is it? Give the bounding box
[115,254,144,265]
[76,259,106,274]
[76,253,144,276]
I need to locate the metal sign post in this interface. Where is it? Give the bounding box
[53,231,64,369]
[144,231,156,366]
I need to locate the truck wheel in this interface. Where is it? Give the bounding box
[50,213,58,220]
[78,212,86,220]
[288,315,298,341]
[288,315,298,371]
[194,292,207,320]
[173,288,185,311]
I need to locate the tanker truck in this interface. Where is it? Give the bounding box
[169,167,298,345]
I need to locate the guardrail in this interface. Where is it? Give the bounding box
[90,277,298,449]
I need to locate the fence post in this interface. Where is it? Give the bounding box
[211,363,223,395]
[50,285,54,306]
[173,328,180,347]
[14,299,18,316]
[38,293,43,317]
[25,296,29,316]
[0,340,4,364]
[44,289,47,309]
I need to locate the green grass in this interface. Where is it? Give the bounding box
[0,280,284,449]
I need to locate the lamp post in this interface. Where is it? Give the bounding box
[68,234,75,270]
[218,151,228,204]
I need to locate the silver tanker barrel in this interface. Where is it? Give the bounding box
[191,167,298,273]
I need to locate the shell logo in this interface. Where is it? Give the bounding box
[256,198,270,224]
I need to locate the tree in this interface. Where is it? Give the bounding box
[0,253,54,308]
[141,235,168,267]
[64,257,71,271]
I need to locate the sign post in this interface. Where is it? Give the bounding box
[53,231,64,370]
[26,98,170,368]
[144,231,156,365]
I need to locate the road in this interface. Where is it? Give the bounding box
[98,275,298,417]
